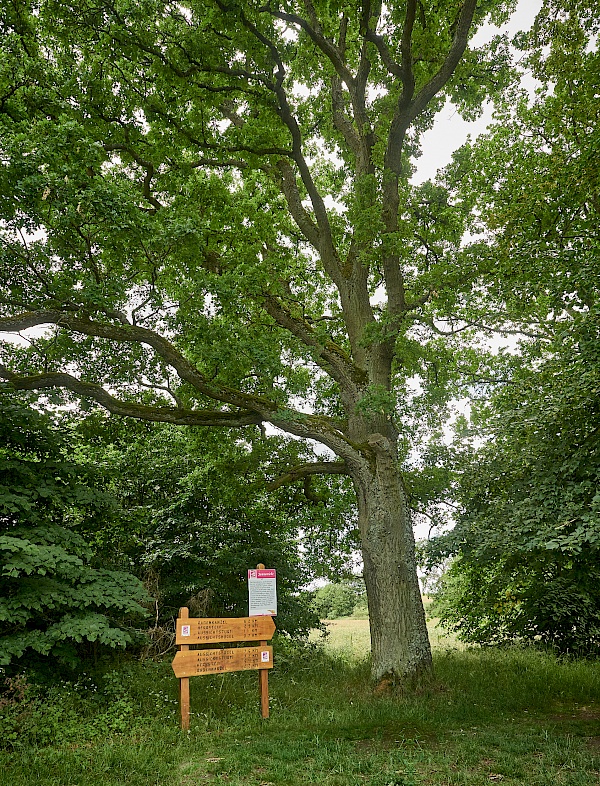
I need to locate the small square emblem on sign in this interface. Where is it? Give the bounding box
[261,650,270,662]
[181,625,191,637]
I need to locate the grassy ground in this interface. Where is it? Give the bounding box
[313,613,460,657]
[1,623,599,785]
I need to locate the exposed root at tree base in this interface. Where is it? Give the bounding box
[373,664,435,695]
[373,677,394,695]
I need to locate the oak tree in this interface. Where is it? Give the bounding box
[0,0,517,682]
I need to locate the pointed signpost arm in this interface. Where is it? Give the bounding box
[172,611,275,728]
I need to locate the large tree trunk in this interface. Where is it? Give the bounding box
[350,432,432,684]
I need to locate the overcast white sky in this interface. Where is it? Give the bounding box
[412,0,544,184]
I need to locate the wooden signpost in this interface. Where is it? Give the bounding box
[172,607,276,729]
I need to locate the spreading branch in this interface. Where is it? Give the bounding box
[266,461,349,491]
[0,311,361,459]
[0,310,279,414]
[0,367,263,427]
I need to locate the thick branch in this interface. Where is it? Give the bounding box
[364,30,402,79]
[331,76,362,158]
[266,461,349,490]
[379,0,478,326]
[217,4,344,287]
[410,0,478,120]
[385,0,478,173]
[274,92,342,283]
[0,367,263,427]
[399,0,418,105]
[275,160,322,250]
[262,294,367,389]
[266,8,355,90]
[0,311,361,460]
[352,2,379,173]
[0,310,278,414]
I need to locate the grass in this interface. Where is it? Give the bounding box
[313,610,461,657]
[1,624,599,785]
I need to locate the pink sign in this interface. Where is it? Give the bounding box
[248,568,277,616]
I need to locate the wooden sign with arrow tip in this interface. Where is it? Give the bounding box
[172,645,273,678]
[173,601,276,730]
[175,615,276,645]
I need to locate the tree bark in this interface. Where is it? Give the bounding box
[350,432,432,684]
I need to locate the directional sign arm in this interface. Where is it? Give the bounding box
[175,616,276,645]
[171,646,274,678]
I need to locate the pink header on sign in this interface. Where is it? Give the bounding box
[248,569,276,579]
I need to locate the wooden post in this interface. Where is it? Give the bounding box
[179,606,190,730]
[259,642,269,719]
[257,564,270,719]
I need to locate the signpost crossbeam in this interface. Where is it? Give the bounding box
[172,645,273,678]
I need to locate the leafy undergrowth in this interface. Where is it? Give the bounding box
[1,644,599,785]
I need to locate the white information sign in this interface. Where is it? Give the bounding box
[248,569,277,616]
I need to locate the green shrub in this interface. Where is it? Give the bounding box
[0,388,150,668]
[0,667,139,749]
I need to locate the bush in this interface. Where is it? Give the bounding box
[0,667,140,749]
[0,388,150,668]
[431,554,600,657]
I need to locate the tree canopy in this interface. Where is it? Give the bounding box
[425,0,600,655]
[0,0,574,681]
[428,320,600,654]
[75,414,357,636]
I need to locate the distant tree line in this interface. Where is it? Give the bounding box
[311,580,368,621]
